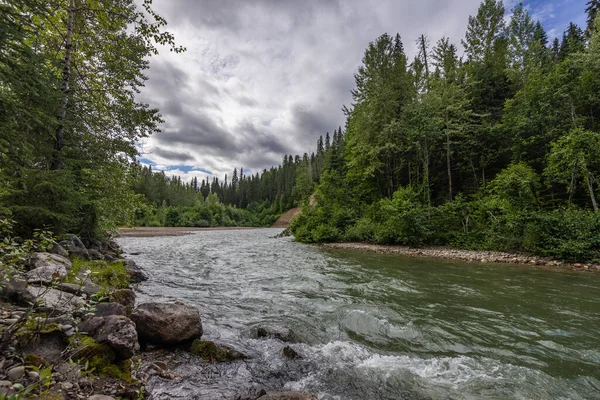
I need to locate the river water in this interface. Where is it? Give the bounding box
[117,228,600,400]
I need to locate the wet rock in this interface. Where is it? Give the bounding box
[26,252,72,271]
[257,392,318,400]
[131,302,202,345]
[77,315,139,359]
[190,339,246,362]
[282,345,300,359]
[94,302,127,317]
[254,325,299,343]
[234,387,268,400]
[122,259,148,283]
[57,281,101,297]
[110,289,135,314]
[7,366,25,380]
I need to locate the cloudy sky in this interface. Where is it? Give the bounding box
[137,0,588,183]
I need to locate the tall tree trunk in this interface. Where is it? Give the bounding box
[52,0,75,170]
[446,132,452,201]
[585,171,598,211]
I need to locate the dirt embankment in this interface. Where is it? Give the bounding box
[320,242,600,272]
[272,208,301,228]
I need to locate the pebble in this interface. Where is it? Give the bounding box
[7,366,25,381]
[88,396,116,400]
[0,380,12,397]
[27,371,40,380]
[61,382,74,390]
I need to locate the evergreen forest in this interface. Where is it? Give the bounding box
[2,0,600,262]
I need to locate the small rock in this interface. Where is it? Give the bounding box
[7,366,25,381]
[0,319,18,325]
[282,345,300,359]
[234,387,268,400]
[61,381,74,390]
[480,258,488,263]
[152,361,168,371]
[88,395,115,400]
[258,392,318,400]
[190,339,246,362]
[573,263,583,268]
[27,371,40,380]
[254,325,299,343]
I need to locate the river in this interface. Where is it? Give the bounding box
[117,228,600,400]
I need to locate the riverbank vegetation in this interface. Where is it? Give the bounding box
[291,1,600,262]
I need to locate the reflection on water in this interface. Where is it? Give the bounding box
[118,228,600,399]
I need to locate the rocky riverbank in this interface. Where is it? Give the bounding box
[0,235,318,400]
[320,242,600,272]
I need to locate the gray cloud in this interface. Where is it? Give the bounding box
[137,0,530,180]
[151,147,195,162]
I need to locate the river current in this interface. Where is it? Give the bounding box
[117,228,600,400]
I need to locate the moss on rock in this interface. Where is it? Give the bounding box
[190,339,246,363]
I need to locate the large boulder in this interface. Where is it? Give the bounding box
[77,315,139,359]
[131,303,202,345]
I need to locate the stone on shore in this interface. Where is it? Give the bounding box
[25,264,68,283]
[26,252,72,271]
[94,302,127,317]
[110,289,135,314]
[57,281,101,297]
[123,259,148,283]
[27,286,85,312]
[131,302,202,345]
[77,315,139,359]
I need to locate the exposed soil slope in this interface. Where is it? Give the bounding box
[272,208,301,228]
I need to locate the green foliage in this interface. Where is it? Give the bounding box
[291,1,600,263]
[68,258,130,291]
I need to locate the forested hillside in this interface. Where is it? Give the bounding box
[290,0,600,262]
